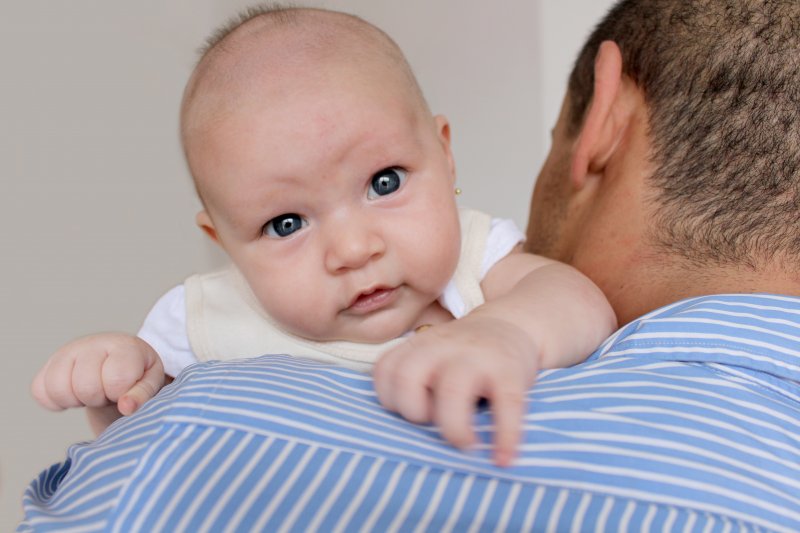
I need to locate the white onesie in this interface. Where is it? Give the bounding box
[139,209,524,376]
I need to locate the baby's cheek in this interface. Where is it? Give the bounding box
[255,283,331,339]
[423,230,460,288]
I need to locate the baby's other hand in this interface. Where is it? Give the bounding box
[374,316,538,466]
[31,333,164,418]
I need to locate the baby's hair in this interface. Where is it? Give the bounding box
[191,3,425,100]
[197,3,299,61]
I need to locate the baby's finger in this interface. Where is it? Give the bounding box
[72,349,112,407]
[101,350,148,402]
[488,383,527,467]
[41,349,83,410]
[118,356,164,416]
[31,360,61,411]
[376,342,434,422]
[372,347,401,411]
[433,364,480,450]
[388,350,436,423]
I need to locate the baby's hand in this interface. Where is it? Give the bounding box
[374,315,538,466]
[32,333,164,423]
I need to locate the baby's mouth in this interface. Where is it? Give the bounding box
[347,286,397,314]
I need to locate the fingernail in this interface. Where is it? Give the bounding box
[496,450,514,467]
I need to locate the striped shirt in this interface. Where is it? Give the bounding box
[19,294,800,532]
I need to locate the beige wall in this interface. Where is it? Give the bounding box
[0,1,614,527]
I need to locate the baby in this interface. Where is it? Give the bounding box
[32,6,616,465]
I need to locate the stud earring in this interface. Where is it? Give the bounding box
[454,187,462,196]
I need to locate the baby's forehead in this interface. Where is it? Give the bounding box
[187,23,402,135]
[185,42,413,157]
[196,12,395,94]
[183,9,430,203]
[186,34,423,154]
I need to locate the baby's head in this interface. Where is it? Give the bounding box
[181,6,461,343]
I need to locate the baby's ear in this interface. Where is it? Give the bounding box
[195,210,219,243]
[434,114,456,182]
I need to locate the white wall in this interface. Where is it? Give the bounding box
[0,1,614,527]
[539,2,616,152]
[0,2,217,525]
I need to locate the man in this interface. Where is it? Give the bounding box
[526,0,800,325]
[20,1,800,531]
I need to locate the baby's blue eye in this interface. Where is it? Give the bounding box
[368,168,406,199]
[264,213,306,238]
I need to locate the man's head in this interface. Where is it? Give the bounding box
[527,0,800,323]
[180,6,461,342]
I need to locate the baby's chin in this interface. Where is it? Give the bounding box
[285,318,413,345]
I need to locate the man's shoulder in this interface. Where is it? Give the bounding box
[590,293,800,371]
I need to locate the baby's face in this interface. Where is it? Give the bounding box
[191,64,461,342]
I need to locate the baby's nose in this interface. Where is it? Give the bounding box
[324,221,385,273]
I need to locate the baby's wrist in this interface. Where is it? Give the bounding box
[464,312,541,377]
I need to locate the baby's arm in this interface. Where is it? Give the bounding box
[374,249,616,466]
[31,334,165,435]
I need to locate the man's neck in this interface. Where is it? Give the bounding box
[606,258,800,326]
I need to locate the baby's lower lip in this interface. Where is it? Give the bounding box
[348,287,397,314]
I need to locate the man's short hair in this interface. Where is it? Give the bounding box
[568,0,800,268]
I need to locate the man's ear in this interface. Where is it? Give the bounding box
[434,114,457,184]
[571,40,631,189]
[196,210,219,244]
